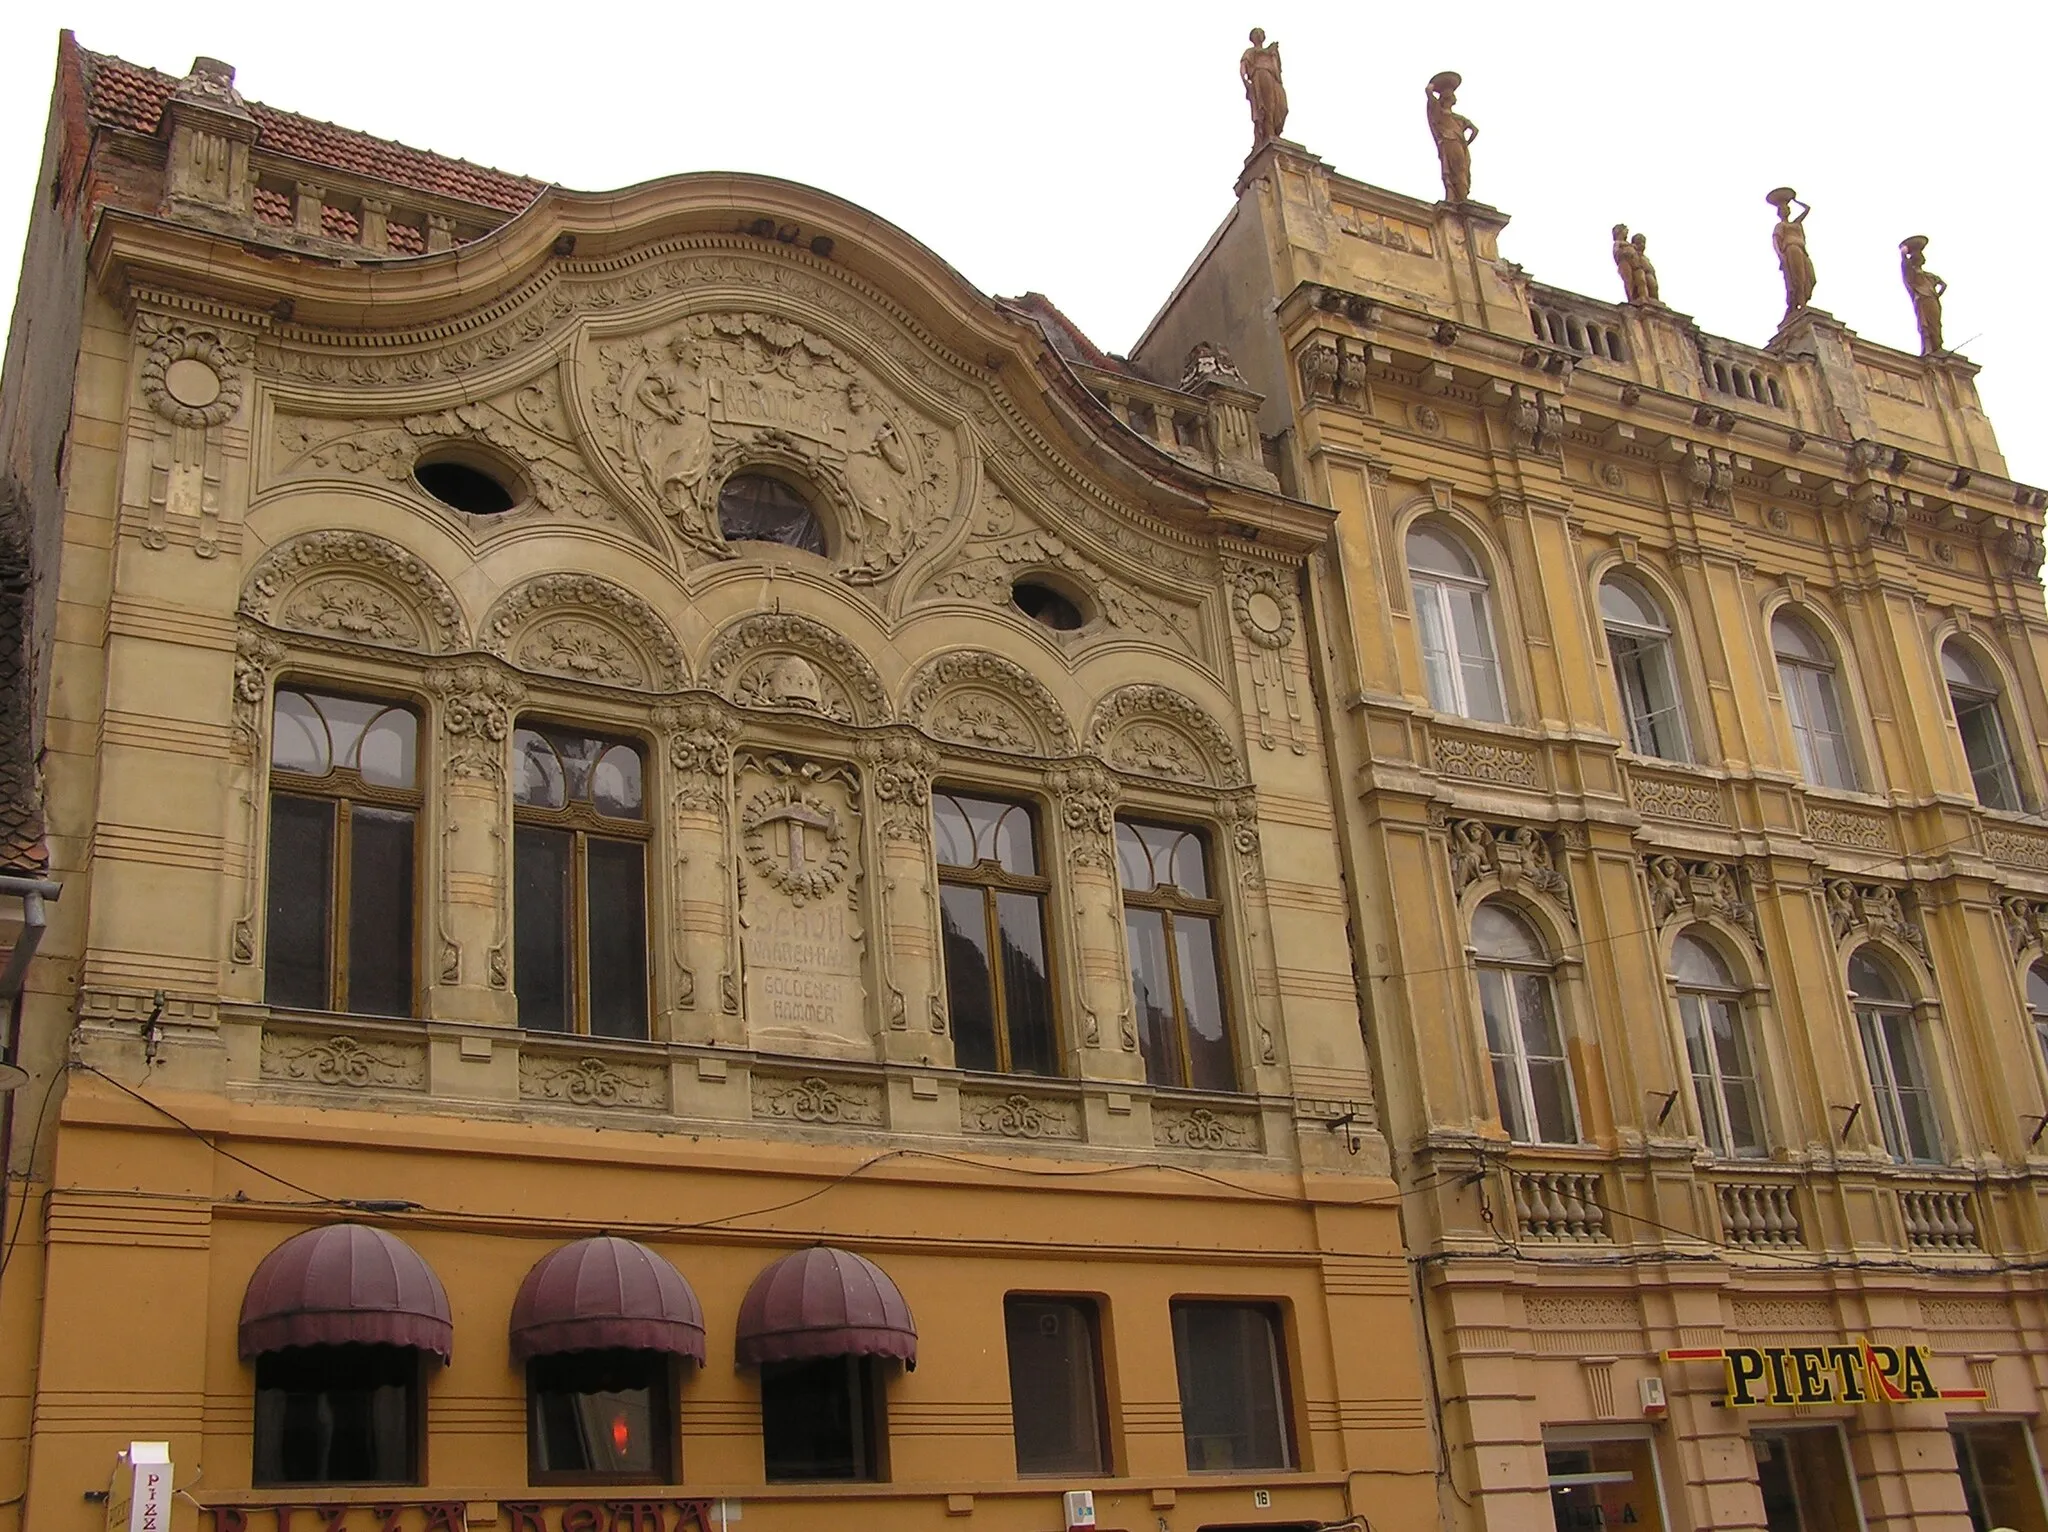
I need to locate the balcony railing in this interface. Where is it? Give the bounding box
[1898,1186,1981,1252]
[1511,1167,1610,1242]
[1715,1179,1806,1250]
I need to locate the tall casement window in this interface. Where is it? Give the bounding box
[1772,611,1860,790]
[265,688,420,1017]
[934,793,1058,1076]
[2027,964,2048,1080]
[1601,574,1689,760]
[1473,902,1579,1145]
[1943,642,2023,812]
[1849,949,1944,1163]
[1004,1296,1110,1476]
[1407,523,1506,722]
[1170,1301,1294,1472]
[513,725,650,1039]
[1671,932,1766,1157]
[1117,820,1234,1093]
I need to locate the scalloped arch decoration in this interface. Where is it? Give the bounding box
[901,651,1076,757]
[1086,684,1245,787]
[240,530,467,653]
[702,611,890,726]
[479,573,686,691]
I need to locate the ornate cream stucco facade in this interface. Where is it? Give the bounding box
[1135,123,2048,1532]
[0,39,1433,1532]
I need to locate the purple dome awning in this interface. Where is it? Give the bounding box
[734,1246,917,1370]
[238,1223,453,1361]
[509,1236,706,1365]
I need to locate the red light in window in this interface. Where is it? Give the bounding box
[611,1412,632,1455]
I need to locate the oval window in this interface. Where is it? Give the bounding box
[1011,578,1085,631]
[413,450,519,515]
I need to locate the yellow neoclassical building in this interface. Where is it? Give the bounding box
[0,35,1437,1532]
[1134,65,2048,1532]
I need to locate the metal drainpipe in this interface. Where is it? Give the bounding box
[0,876,62,1301]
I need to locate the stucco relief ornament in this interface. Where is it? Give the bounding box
[862,733,939,844]
[589,312,958,579]
[241,531,466,653]
[480,573,684,691]
[138,319,248,429]
[706,612,890,725]
[660,700,739,813]
[903,650,1077,756]
[434,665,523,782]
[742,776,852,905]
[1051,764,1117,871]
[1087,685,1245,789]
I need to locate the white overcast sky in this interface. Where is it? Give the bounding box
[1,1,2041,488]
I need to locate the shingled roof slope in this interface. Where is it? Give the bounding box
[1002,292,1137,378]
[80,47,548,214]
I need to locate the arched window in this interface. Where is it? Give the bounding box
[1671,932,1764,1157]
[1943,642,2022,812]
[718,473,826,554]
[1408,524,1506,722]
[1849,948,1943,1163]
[1601,574,1690,761]
[1472,902,1577,1144]
[1772,611,1859,790]
[1118,820,1233,1092]
[2028,964,2048,1080]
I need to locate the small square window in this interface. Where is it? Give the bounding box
[760,1355,887,1482]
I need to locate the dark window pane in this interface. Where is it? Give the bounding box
[1171,1302,1292,1472]
[1126,908,1179,1087]
[1174,915,1234,1092]
[719,474,826,553]
[528,1350,670,1482]
[586,838,648,1040]
[942,884,999,1073]
[998,892,1058,1077]
[1006,1298,1106,1475]
[347,807,415,1018]
[253,1345,418,1486]
[516,826,573,1032]
[761,1356,880,1482]
[265,795,334,1010]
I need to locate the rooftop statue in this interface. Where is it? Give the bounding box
[1241,29,1289,147]
[1900,235,1947,355]
[1612,224,1660,305]
[1767,187,1816,317]
[1426,72,1478,203]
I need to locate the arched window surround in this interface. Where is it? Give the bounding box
[1934,629,2034,815]
[1762,596,1877,795]
[1589,555,1713,764]
[1397,506,1520,726]
[1843,938,1955,1166]
[1457,886,1592,1147]
[1658,922,1779,1160]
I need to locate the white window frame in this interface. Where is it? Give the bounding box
[1474,927,1580,1146]
[1773,616,1861,790]
[1409,529,1507,723]
[1854,994,1946,1165]
[1602,578,1691,762]
[1944,644,2023,812]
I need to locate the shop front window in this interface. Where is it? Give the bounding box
[253,1345,421,1486]
[1547,1437,1666,1532]
[1953,1423,2048,1532]
[1754,1427,1864,1532]
[528,1350,673,1484]
[760,1356,886,1482]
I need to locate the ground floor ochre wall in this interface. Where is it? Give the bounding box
[1427,1258,2048,1532]
[3,1075,1439,1531]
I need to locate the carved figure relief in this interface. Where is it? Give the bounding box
[479,573,685,690]
[241,531,467,653]
[1087,685,1245,788]
[1824,878,1927,957]
[704,612,890,725]
[1447,818,1574,921]
[1644,855,1755,939]
[588,311,960,579]
[134,315,252,558]
[1767,188,1816,316]
[1426,72,1479,203]
[1240,28,1289,146]
[1900,236,1947,355]
[735,755,870,1060]
[901,650,1076,757]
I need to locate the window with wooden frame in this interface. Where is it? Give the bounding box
[1117,820,1235,1093]
[513,724,650,1039]
[934,792,1058,1076]
[264,688,420,1017]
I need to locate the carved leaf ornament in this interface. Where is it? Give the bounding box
[479,573,685,690]
[241,531,467,653]
[1086,685,1245,788]
[902,651,1077,756]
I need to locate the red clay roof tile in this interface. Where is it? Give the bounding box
[81,48,547,215]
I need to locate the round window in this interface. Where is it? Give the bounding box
[413,449,520,515]
[718,474,826,554]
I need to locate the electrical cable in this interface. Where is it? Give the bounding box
[0,1060,66,1285]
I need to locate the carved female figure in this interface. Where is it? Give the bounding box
[1899,235,1947,354]
[1767,188,1816,315]
[1426,72,1478,203]
[1629,233,1660,304]
[628,332,714,523]
[1240,29,1288,146]
[842,379,912,551]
